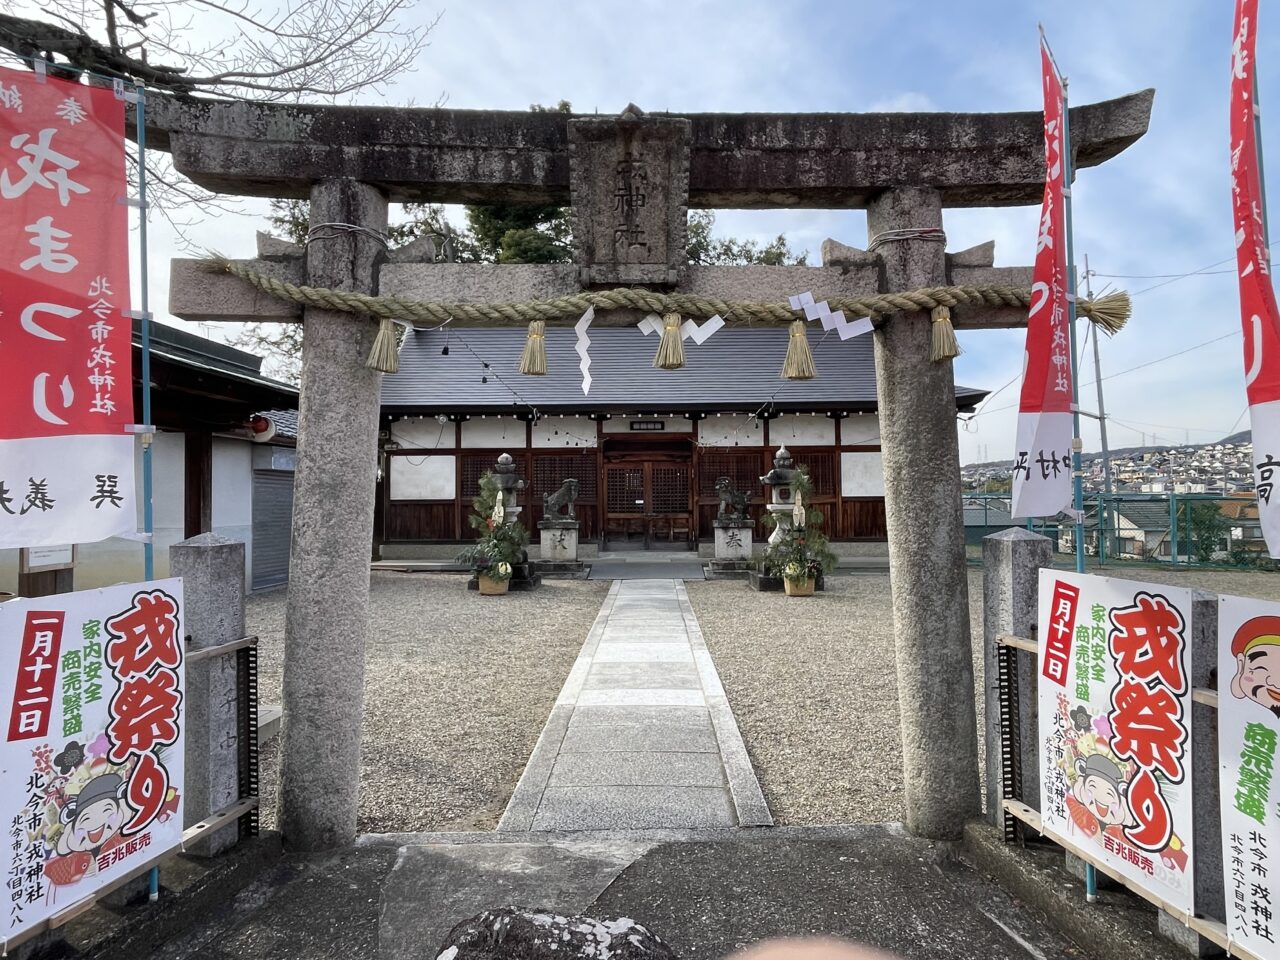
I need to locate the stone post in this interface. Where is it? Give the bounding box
[867,186,980,839]
[982,529,1052,825]
[172,534,246,856]
[278,178,388,850]
[1158,590,1223,955]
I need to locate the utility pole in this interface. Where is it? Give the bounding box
[1084,254,1116,563]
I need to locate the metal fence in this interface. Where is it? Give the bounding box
[963,492,1276,571]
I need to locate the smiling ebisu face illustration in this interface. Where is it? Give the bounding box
[1231,615,1280,718]
[56,773,126,856]
[1073,753,1129,828]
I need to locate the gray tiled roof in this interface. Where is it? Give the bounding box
[257,409,299,440]
[382,327,987,413]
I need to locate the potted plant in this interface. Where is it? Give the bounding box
[475,558,513,595]
[760,467,837,597]
[457,471,529,596]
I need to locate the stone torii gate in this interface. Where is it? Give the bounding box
[160,90,1152,849]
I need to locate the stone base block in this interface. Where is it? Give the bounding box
[747,570,826,592]
[533,560,588,579]
[539,520,580,563]
[704,560,753,581]
[712,520,754,562]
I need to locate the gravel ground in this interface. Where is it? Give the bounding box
[686,565,1279,828]
[247,572,608,834]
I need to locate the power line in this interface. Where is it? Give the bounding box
[1078,331,1239,388]
[1093,269,1234,280]
[962,330,1242,422]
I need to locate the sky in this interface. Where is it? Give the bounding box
[15,0,1274,465]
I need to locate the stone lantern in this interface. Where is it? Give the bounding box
[760,446,799,545]
[469,452,541,591]
[491,452,526,525]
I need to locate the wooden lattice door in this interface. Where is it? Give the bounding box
[604,462,692,547]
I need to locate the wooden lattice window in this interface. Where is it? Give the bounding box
[532,452,598,502]
[699,451,762,498]
[796,452,836,496]
[650,465,690,513]
[461,453,528,499]
[606,467,644,513]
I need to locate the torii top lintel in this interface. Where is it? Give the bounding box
[140,89,1153,209]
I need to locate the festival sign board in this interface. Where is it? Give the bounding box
[0,580,184,947]
[0,65,135,548]
[1219,594,1280,957]
[1037,570,1195,912]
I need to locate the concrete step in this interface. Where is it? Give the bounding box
[258,704,282,743]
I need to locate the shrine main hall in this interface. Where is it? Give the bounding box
[375,322,986,553]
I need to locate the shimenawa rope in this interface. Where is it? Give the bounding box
[201,256,1129,373]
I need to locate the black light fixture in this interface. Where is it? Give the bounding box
[440,328,450,356]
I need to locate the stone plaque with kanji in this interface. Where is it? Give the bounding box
[568,105,689,287]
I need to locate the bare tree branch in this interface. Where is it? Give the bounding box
[0,1,434,100]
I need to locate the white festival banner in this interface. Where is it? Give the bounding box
[1011,36,1074,519]
[0,66,136,549]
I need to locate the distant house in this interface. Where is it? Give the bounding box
[963,503,1020,545]
[1059,500,1172,559]
[1220,497,1267,554]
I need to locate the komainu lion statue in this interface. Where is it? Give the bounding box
[543,478,579,519]
[715,477,749,520]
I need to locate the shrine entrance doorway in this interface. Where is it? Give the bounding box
[602,438,695,551]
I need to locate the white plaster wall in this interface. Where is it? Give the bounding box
[532,416,597,448]
[697,415,764,447]
[602,415,692,434]
[770,414,835,446]
[461,417,527,449]
[0,432,184,593]
[841,451,886,497]
[390,418,455,449]
[390,454,457,500]
[841,414,881,446]
[212,437,254,585]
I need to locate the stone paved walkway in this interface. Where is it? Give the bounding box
[498,579,771,831]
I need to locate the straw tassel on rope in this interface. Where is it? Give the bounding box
[781,320,817,380]
[366,316,400,373]
[928,305,961,363]
[518,320,547,375]
[653,312,686,370]
[1080,290,1130,335]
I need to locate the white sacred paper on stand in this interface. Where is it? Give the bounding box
[1218,594,1280,957]
[0,581,185,948]
[1037,570,1195,912]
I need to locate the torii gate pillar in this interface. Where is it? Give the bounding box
[277,178,388,850]
[868,186,981,839]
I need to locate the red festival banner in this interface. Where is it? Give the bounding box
[1012,37,1074,520]
[0,66,135,548]
[1230,0,1280,559]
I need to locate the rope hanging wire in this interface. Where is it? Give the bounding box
[867,227,947,252]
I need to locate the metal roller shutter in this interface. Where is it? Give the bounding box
[251,471,294,591]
